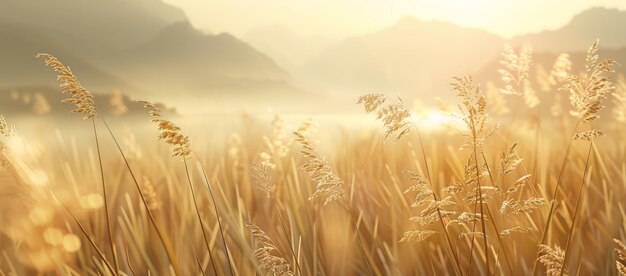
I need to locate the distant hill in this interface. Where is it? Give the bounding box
[0,0,186,56]
[112,22,288,93]
[0,0,302,111]
[0,22,134,93]
[303,16,504,101]
[512,7,626,52]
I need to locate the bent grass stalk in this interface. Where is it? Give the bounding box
[100,118,182,275]
[53,192,117,276]
[139,100,235,275]
[293,131,374,275]
[38,53,180,274]
[38,53,119,274]
[251,160,303,275]
[357,94,463,276]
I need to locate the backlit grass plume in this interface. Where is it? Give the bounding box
[499,45,539,109]
[37,54,98,119]
[0,115,16,137]
[400,171,455,243]
[499,45,532,95]
[563,40,616,139]
[538,245,566,276]
[245,222,295,276]
[531,40,617,276]
[357,94,412,141]
[549,53,572,86]
[612,76,626,123]
[453,75,493,151]
[452,75,492,274]
[293,131,343,205]
[251,161,274,198]
[139,101,191,157]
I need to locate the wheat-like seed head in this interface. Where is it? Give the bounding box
[486,82,510,116]
[251,161,274,198]
[612,76,626,123]
[500,143,522,175]
[293,131,344,206]
[37,53,99,119]
[452,76,494,151]
[550,53,572,86]
[403,171,456,227]
[399,230,437,243]
[499,44,532,96]
[295,117,317,137]
[498,45,540,110]
[572,129,605,141]
[615,239,626,275]
[357,93,413,141]
[538,244,567,276]
[0,115,16,137]
[141,176,161,211]
[500,197,545,215]
[446,212,484,229]
[139,101,191,157]
[563,40,616,137]
[245,222,295,276]
[499,226,534,237]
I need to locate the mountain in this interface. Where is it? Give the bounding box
[107,21,296,105]
[0,22,134,93]
[0,0,301,112]
[513,7,626,52]
[303,17,504,102]
[0,0,186,57]
[243,25,337,69]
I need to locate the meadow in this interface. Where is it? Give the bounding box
[1,41,626,276]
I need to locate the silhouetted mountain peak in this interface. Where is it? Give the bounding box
[513,7,626,51]
[569,7,624,26]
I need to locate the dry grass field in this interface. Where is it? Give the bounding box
[1,41,626,276]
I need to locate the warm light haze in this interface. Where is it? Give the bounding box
[165,0,626,37]
[1,0,626,275]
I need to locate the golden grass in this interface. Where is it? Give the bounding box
[0,40,625,276]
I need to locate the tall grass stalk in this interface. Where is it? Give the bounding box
[92,118,119,274]
[195,157,235,275]
[100,118,182,275]
[183,157,219,276]
[559,143,594,276]
[53,192,117,275]
[530,123,579,276]
[415,128,464,276]
[343,196,375,275]
[274,202,303,275]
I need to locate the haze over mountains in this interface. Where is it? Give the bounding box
[250,7,626,103]
[0,0,297,113]
[1,0,626,114]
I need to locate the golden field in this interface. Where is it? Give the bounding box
[0,41,626,276]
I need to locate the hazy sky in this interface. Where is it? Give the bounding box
[163,0,626,38]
